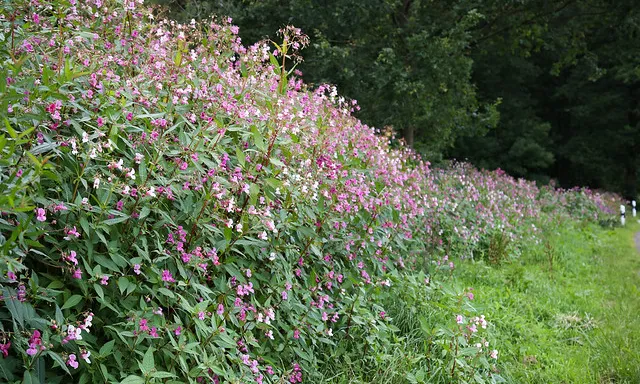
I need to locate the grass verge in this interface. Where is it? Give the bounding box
[457,221,640,383]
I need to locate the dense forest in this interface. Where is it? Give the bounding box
[154,0,640,197]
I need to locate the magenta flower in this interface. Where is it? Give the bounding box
[133,264,141,275]
[216,303,225,315]
[72,268,82,279]
[161,269,175,283]
[26,330,43,356]
[0,341,10,358]
[66,250,78,266]
[35,208,46,222]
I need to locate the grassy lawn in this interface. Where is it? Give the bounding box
[457,221,640,383]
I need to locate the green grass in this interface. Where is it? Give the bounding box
[314,222,640,383]
[456,221,640,383]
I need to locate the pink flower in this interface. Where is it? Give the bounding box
[64,226,81,240]
[0,341,10,358]
[66,251,78,266]
[456,315,464,324]
[174,326,182,336]
[72,268,82,279]
[149,327,159,337]
[81,350,91,364]
[198,311,205,320]
[35,208,46,222]
[133,264,141,275]
[161,270,175,283]
[139,319,149,332]
[100,275,109,285]
[216,303,225,315]
[67,354,79,369]
[293,329,300,339]
[490,349,498,359]
[26,330,43,356]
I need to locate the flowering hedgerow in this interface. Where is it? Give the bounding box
[0,0,622,383]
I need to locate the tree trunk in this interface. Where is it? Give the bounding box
[404,125,415,147]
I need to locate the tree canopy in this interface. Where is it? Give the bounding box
[155,0,640,197]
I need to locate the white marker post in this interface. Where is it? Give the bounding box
[633,200,636,217]
[620,204,626,226]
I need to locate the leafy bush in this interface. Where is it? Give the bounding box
[0,1,621,383]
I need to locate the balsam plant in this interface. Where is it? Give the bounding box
[0,0,621,383]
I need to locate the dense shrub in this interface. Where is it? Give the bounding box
[0,1,622,383]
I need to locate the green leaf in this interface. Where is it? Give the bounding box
[93,284,104,300]
[22,370,37,384]
[139,206,151,220]
[215,332,236,349]
[118,277,130,295]
[99,340,116,356]
[157,288,175,299]
[61,295,83,310]
[119,375,145,384]
[236,147,245,167]
[151,371,176,379]
[103,216,129,225]
[45,351,71,375]
[4,296,25,328]
[140,347,155,375]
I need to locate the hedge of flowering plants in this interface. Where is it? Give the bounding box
[0,0,622,383]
